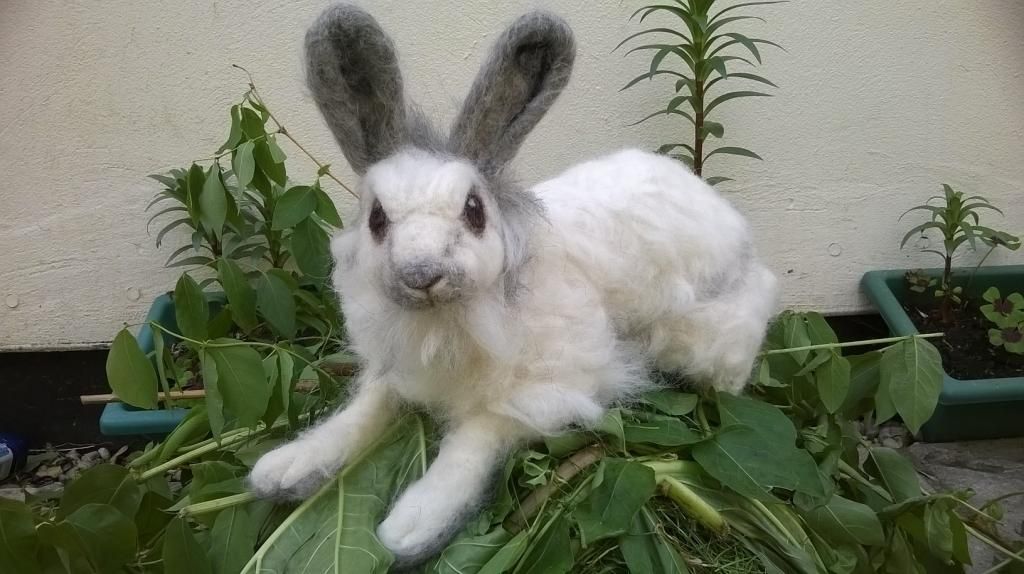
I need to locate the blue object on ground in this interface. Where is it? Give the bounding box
[0,432,28,469]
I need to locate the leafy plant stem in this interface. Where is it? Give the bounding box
[135,428,255,481]
[761,333,943,357]
[658,475,727,534]
[694,76,705,177]
[965,524,1024,567]
[179,492,258,517]
[981,547,1024,574]
[147,321,340,382]
[231,64,357,199]
[504,445,605,534]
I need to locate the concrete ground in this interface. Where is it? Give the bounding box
[906,439,1024,573]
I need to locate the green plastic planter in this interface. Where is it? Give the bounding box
[861,265,1024,442]
[100,294,191,436]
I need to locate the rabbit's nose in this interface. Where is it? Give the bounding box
[399,264,444,291]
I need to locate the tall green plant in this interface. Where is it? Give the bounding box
[619,0,784,184]
[106,73,356,445]
[900,184,1020,323]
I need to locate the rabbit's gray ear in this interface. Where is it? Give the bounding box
[306,4,407,174]
[450,11,575,175]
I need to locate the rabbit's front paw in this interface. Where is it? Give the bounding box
[377,483,455,564]
[248,440,344,500]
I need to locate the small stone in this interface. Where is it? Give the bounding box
[24,483,63,501]
[35,465,62,479]
[0,487,25,502]
[881,437,902,449]
[98,448,111,460]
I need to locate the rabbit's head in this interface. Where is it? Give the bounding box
[306,4,575,309]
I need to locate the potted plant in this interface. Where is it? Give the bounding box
[100,71,355,437]
[861,184,1024,442]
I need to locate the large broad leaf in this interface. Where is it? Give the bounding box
[199,166,228,238]
[0,499,40,574]
[199,349,226,440]
[206,340,271,428]
[291,218,333,282]
[57,464,142,520]
[208,506,258,574]
[217,258,257,332]
[314,184,344,228]
[164,516,214,574]
[693,425,823,502]
[426,528,523,574]
[257,273,296,338]
[622,412,702,447]
[865,447,921,503]
[799,495,884,547]
[643,390,698,416]
[880,338,944,434]
[106,329,158,409]
[574,460,657,545]
[232,141,256,190]
[815,352,851,414]
[242,415,428,573]
[253,140,286,187]
[174,273,209,341]
[619,507,689,574]
[272,185,317,230]
[516,514,573,574]
[38,503,138,573]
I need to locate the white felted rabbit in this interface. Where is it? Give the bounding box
[250,3,779,563]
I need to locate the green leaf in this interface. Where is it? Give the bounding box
[239,107,266,139]
[267,134,288,162]
[704,146,763,162]
[257,273,296,338]
[185,163,205,226]
[705,91,772,115]
[0,499,40,574]
[573,460,657,545]
[217,258,257,332]
[782,313,812,364]
[233,141,256,190]
[630,108,696,127]
[314,185,344,227]
[272,186,317,230]
[427,529,518,574]
[717,392,797,441]
[39,503,138,573]
[619,507,689,574]
[799,495,885,547]
[880,338,944,434]
[924,501,954,562]
[291,218,332,282]
[155,217,193,248]
[58,464,142,520]
[174,273,209,341]
[517,514,573,574]
[200,350,225,440]
[208,506,258,574]
[865,447,921,503]
[623,412,702,446]
[106,328,158,409]
[218,105,243,153]
[164,516,214,574]
[207,340,272,428]
[643,390,698,416]
[804,312,839,344]
[693,425,824,501]
[815,352,851,413]
[199,166,228,238]
[253,140,286,187]
[701,120,725,138]
[241,416,427,574]
[707,71,778,90]
[705,176,734,186]
[710,1,787,24]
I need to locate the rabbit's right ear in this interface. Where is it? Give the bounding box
[306,4,407,175]
[450,12,576,175]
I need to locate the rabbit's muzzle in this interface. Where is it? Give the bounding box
[386,260,465,309]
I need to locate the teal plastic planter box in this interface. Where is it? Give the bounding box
[861,265,1024,442]
[99,294,189,436]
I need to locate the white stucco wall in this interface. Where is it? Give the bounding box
[2,1,1023,349]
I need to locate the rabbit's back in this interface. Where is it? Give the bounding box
[531,149,777,391]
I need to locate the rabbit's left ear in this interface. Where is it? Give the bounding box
[449,11,575,175]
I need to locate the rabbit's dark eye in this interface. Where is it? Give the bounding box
[462,191,486,235]
[368,199,389,242]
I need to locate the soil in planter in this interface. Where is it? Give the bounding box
[905,301,1024,380]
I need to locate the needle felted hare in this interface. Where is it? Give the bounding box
[250,3,778,563]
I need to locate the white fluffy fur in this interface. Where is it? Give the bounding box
[250,148,778,561]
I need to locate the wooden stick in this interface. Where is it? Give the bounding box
[80,390,207,405]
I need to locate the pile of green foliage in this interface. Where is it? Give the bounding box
[3,76,1023,574]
